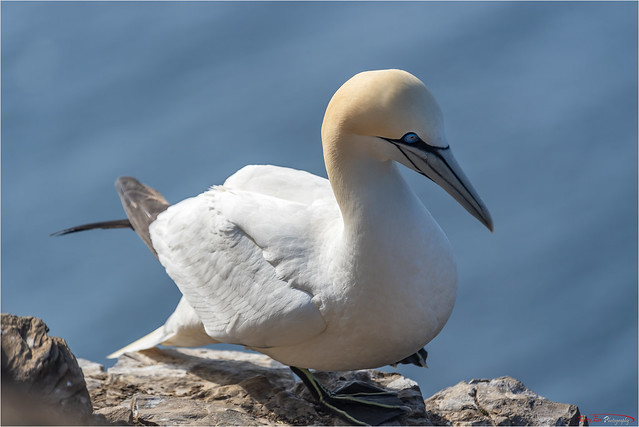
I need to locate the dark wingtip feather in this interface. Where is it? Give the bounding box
[114,177,169,257]
[50,219,132,237]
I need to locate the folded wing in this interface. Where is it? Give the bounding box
[149,166,339,349]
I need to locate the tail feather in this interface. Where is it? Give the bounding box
[50,219,132,236]
[107,326,176,359]
[107,297,220,359]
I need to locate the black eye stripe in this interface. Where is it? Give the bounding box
[379,135,450,153]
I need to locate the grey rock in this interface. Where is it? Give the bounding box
[425,376,586,426]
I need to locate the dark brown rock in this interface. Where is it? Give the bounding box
[1,313,98,425]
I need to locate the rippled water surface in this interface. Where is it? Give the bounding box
[2,2,637,419]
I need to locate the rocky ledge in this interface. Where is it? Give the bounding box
[1,313,586,425]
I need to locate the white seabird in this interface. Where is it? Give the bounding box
[54,69,492,425]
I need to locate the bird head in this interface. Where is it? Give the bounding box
[322,69,493,231]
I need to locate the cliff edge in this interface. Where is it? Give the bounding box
[1,313,585,425]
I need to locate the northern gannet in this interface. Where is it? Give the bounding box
[54,69,492,425]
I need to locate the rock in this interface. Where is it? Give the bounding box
[425,377,586,426]
[1,313,587,426]
[81,347,430,425]
[0,313,102,425]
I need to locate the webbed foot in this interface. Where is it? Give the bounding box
[392,348,428,368]
[290,366,407,426]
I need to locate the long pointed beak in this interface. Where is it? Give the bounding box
[394,142,494,231]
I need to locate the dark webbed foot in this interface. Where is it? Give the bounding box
[290,367,407,426]
[392,348,428,368]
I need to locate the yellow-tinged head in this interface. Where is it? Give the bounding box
[321,69,493,231]
[322,69,447,148]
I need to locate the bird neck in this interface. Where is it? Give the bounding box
[321,131,455,313]
[323,132,425,238]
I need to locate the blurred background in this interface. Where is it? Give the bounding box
[2,1,637,421]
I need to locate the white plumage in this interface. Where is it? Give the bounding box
[106,69,493,373]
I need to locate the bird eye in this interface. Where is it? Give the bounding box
[402,133,419,144]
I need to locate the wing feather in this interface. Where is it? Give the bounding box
[150,176,332,348]
[223,165,334,205]
[116,176,170,256]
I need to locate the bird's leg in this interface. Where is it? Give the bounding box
[290,366,407,426]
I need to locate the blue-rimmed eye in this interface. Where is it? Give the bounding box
[402,133,419,144]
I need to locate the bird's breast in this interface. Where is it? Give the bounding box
[337,222,457,359]
[262,212,458,370]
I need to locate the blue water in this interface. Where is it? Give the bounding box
[2,2,637,421]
